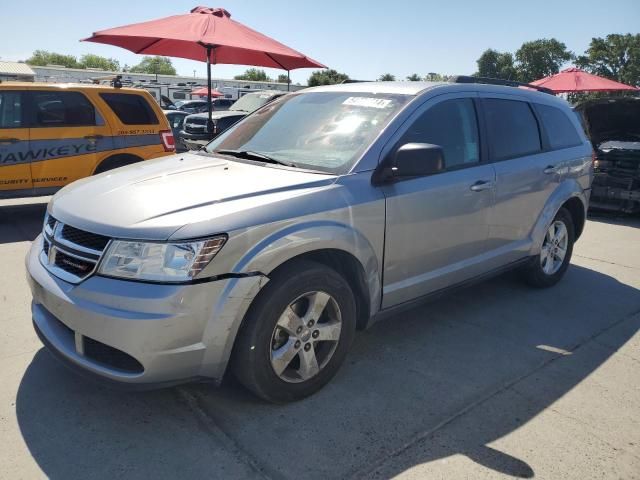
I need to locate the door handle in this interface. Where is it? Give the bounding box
[83,135,104,141]
[470,180,495,192]
[543,165,557,174]
[0,137,20,144]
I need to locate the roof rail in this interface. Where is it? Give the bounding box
[450,75,554,95]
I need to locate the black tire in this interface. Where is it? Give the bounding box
[521,207,575,288]
[93,155,142,175]
[232,260,357,403]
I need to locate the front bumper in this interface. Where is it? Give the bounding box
[179,130,215,151]
[26,235,267,387]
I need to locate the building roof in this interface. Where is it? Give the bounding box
[0,61,35,77]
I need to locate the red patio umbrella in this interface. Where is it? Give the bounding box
[191,86,223,97]
[531,67,638,93]
[83,6,325,129]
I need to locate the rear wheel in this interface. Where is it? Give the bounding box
[522,207,574,288]
[232,260,356,403]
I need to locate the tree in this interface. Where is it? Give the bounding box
[576,34,640,87]
[378,73,396,81]
[424,73,451,82]
[515,39,574,83]
[79,54,120,71]
[475,49,517,80]
[307,69,349,86]
[277,73,291,84]
[129,56,176,75]
[406,73,421,81]
[26,50,79,68]
[234,68,271,81]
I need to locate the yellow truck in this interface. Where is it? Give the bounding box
[0,82,175,198]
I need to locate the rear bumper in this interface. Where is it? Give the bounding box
[26,235,267,388]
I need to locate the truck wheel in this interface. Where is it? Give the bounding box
[522,207,575,288]
[94,155,142,175]
[232,260,356,403]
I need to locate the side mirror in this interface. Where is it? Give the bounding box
[372,143,445,185]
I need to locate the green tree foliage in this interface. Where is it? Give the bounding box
[276,73,290,84]
[234,68,271,81]
[307,69,350,86]
[129,56,177,75]
[79,54,120,71]
[424,73,451,82]
[406,73,421,81]
[378,73,396,81]
[26,50,80,68]
[515,39,574,83]
[475,49,517,80]
[576,34,640,87]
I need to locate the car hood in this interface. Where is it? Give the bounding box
[189,111,247,121]
[50,152,335,241]
[577,98,640,146]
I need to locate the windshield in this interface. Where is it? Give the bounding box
[206,92,410,174]
[230,92,279,113]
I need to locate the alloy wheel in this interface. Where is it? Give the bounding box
[540,220,569,275]
[270,291,342,383]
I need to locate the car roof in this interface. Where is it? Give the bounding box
[302,81,571,107]
[304,81,446,95]
[0,81,146,93]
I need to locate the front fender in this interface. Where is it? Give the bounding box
[529,179,587,255]
[232,220,382,316]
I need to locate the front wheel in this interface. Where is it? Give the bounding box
[522,207,575,288]
[232,260,356,403]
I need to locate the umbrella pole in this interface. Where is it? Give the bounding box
[206,46,213,133]
[287,70,290,91]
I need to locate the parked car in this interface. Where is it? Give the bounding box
[179,90,286,151]
[177,99,209,114]
[163,110,189,152]
[574,97,640,214]
[212,98,234,111]
[27,80,592,403]
[0,82,175,199]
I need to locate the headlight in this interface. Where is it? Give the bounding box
[98,236,227,283]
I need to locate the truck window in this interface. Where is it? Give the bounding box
[32,91,96,127]
[100,93,159,125]
[0,91,22,128]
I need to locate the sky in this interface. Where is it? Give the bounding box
[2,0,639,84]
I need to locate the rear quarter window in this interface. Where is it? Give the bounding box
[483,98,542,161]
[535,104,583,149]
[100,93,159,125]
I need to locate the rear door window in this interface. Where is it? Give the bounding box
[398,98,480,168]
[100,93,159,125]
[483,99,541,161]
[535,103,583,149]
[0,91,23,128]
[31,91,96,127]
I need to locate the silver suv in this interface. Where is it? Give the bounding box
[26,80,593,402]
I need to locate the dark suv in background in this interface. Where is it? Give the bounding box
[179,90,286,151]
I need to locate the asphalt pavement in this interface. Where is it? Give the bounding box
[1,197,638,480]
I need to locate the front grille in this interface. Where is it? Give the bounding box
[184,117,208,134]
[41,214,111,283]
[54,250,96,277]
[84,337,144,373]
[61,224,110,251]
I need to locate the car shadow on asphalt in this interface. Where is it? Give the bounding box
[15,265,640,480]
[0,202,47,244]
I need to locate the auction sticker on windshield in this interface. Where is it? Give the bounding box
[342,97,393,109]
